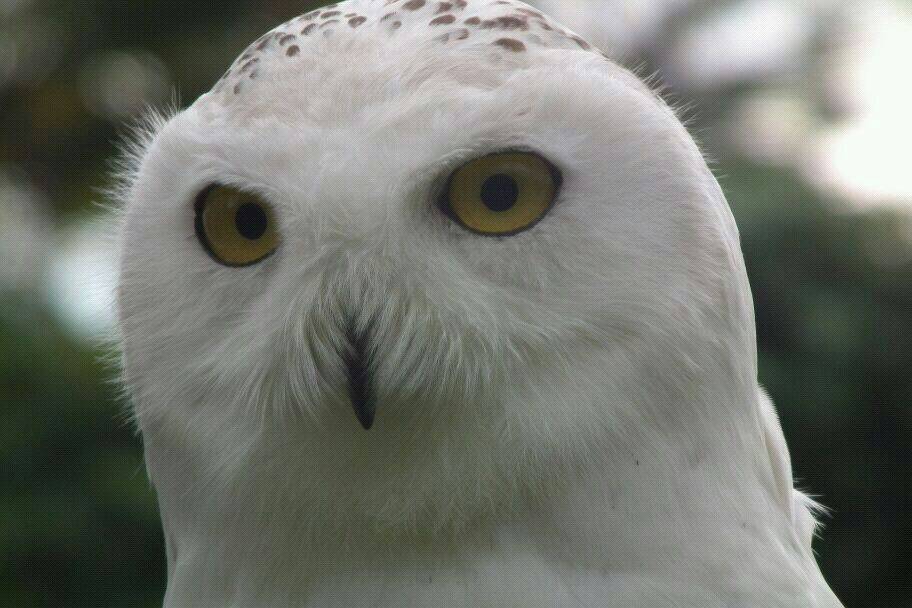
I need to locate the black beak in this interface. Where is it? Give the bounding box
[344,320,375,430]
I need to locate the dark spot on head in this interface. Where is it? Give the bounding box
[437,1,453,12]
[493,38,525,52]
[483,16,528,30]
[430,14,456,25]
[279,34,296,45]
[349,16,367,27]
[302,23,317,35]
[286,45,300,56]
[321,10,341,18]
[465,16,481,25]
[239,58,259,72]
[403,0,425,9]
[301,11,319,21]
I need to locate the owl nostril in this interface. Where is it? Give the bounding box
[344,318,375,430]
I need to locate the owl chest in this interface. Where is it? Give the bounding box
[165,546,599,607]
[299,556,585,608]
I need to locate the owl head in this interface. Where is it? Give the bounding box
[115,0,770,553]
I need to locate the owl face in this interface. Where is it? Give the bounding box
[117,0,750,536]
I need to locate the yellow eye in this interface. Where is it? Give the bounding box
[442,151,561,236]
[194,185,279,266]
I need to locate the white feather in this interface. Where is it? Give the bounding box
[113,0,843,605]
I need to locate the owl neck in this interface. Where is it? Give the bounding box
[516,335,827,599]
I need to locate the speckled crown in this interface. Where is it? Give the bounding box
[213,0,607,97]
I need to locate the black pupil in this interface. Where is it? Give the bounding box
[480,173,519,212]
[235,203,268,240]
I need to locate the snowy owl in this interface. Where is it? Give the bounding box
[113,0,844,606]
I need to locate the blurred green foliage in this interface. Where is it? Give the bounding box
[0,0,909,606]
[0,291,163,607]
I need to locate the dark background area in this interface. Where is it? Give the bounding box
[1,0,909,606]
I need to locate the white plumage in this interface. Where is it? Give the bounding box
[114,0,844,605]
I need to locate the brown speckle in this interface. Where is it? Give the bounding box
[345,12,357,17]
[516,7,542,17]
[436,28,468,42]
[300,11,319,21]
[465,16,481,25]
[286,45,300,56]
[234,83,242,95]
[437,1,453,12]
[302,23,317,35]
[320,19,339,28]
[349,16,367,27]
[403,0,425,9]
[481,16,528,30]
[248,69,258,79]
[430,14,456,25]
[391,20,402,29]
[381,12,397,21]
[321,10,341,18]
[570,35,591,50]
[239,58,259,73]
[493,37,525,52]
[537,20,552,31]
[279,34,296,45]
[453,0,467,7]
